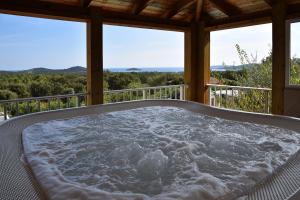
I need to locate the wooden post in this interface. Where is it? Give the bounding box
[272,0,289,115]
[86,11,103,105]
[184,21,210,104]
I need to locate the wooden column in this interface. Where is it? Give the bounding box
[86,11,103,105]
[272,0,289,115]
[184,21,210,104]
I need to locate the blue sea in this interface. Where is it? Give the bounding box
[105,66,229,72]
[105,67,183,72]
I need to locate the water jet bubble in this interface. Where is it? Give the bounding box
[127,142,144,163]
[137,150,168,180]
[258,141,283,152]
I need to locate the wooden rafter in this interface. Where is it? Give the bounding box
[2,0,300,33]
[263,0,273,7]
[209,0,242,17]
[0,0,189,31]
[131,0,151,15]
[188,0,206,22]
[287,3,300,20]
[163,0,196,19]
[203,12,215,22]
[80,0,93,8]
[102,10,189,31]
[205,10,271,31]
[195,0,204,21]
[0,0,89,21]
[206,1,300,31]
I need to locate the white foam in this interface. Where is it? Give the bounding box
[23,106,300,200]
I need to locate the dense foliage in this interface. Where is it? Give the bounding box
[290,58,300,85]
[0,71,184,100]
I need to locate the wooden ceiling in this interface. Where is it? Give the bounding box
[1,0,300,31]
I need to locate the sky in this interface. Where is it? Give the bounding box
[0,13,299,70]
[211,24,272,66]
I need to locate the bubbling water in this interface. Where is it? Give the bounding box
[23,106,300,200]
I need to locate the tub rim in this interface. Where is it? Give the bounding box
[1,99,300,200]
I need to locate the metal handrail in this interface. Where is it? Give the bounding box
[0,85,185,103]
[0,93,88,104]
[104,84,185,93]
[0,85,186,120]
[207,84,272,114]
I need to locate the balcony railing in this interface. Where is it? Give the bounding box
[104,84,185,103]
[0,84,273,121]
[207,84,272,114]
[0,85,185,121]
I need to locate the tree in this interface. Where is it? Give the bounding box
[290,57,300,85]
[8,83,30,98]
[0,90,18,100]
[128,81,145,89]
[30,81,51,97]
[63,88,75,94]
[235,44,272,88]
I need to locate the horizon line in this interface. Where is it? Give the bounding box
[0,65,242,71]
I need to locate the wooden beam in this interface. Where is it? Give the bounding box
[80,0,93,8]
[163,0,196,19]
[87,11,103,105]
[184,21,210,104]
[131,0,151,15]
[287,3,300,21]
[0,0,188,31]
[205,10,271,31]
[208,0,242,17]
[188,2,212,22]
[0,0,89,22]
[272,0,288,115]
[202,12,216,22]
[204,3,300,32]
[101,10,189,32]
[1,0,300,34]
[195,0,204,21]
[263,0,273,7]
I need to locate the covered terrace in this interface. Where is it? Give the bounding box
[0,0,299,116]
[2,1,300,200]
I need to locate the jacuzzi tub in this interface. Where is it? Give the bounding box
[0,100,300,200]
